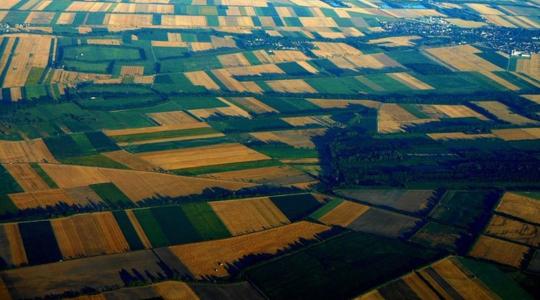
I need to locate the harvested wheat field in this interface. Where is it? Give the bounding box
[0,0,20,9]
[492,127,540,141]
[378,103,434,133]
[516,54,539,80]
[447,18,487,28]
[319,201,370,227]
[2,35,52,88]
[225,97,278,114]
[211,69,248,92]
[201,165,316,187]
[39,164,255,201]
[250,128,326,148]
[282,115,335,127]
[428,132,496,140]
[103,150,159,172]
[0,139,57,163]
[165,221,329,278]
[308,98,381,109]
[400,273,440,299]
[218,53,251,67]
[266,79,316,94]
[0,250,180,299]
[388,72,433,90]
[311,42,362,58]
[51,212,130,259]
[495,192,540,224]
[209,197,290,235]
[0,223,28,267]
[469,235,529,267]
[190,98,251,119]
[368,35,421,47]
[418,257,497,300]
[424,45,500,72]
[137,143,269,170]
[185,71,221,90]
[425,104,488,120]
[120,66,144,77]
[485,215,540,247]
[3,163,49,192]
[8,188,96,210]
[226,64,284,77]
[148,111,199,126]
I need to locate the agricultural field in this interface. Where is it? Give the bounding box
[0,0,539,298]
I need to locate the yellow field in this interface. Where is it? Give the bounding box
[472,101,538,125]
[147,111,200,126]
[485,215,540,247]
[226,97,278,114]
[266,79,316,93]
[0,139,56,164]
[218,53,251,67]
[209,197,289,235]
[105,14,154,28]
[428,132,496,140]
[167,221,329,278]
[136,143,269,170]
[281,115,335,127]
[467,3,505,15]
[384,9,444,18]
[308,98,381,109]
[401,273,440,299]
[25,12,55,25]
[3,163,49,192]
[189,106,251,119]
[211,69,248,92]
[0,0,21,9]
[0,38,17,78]
[51,212,130,259]
[185,71,221,90]
[319,201,370,227]
[87,39,122,46]
[226,64,284,76]
[388,72,433,90]
[378,104,434,133]
[2,35,52,88]
[39,164,255,201]
[446,18,487,28]
[496,192,540,224]
[469,235,529,268]
[250,128,326,148]
[426,104,488,120]
[300,17,337,27]
[368,35,421,47]
[418,257,497,299]
[161,15,207,27]
[9,189,94,209]
[120,66,144,77]
[311,42,363,58]
[0,223,27,267]
[103,150,159,172]
[516,54,539,81]
[152,281,199,299]
[201,165,316,188]
[50,69,113,87]
[492,127,540,141]
[425,45,499,71]
[253,50,309,64]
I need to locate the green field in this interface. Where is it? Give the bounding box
[245,231,441,299]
